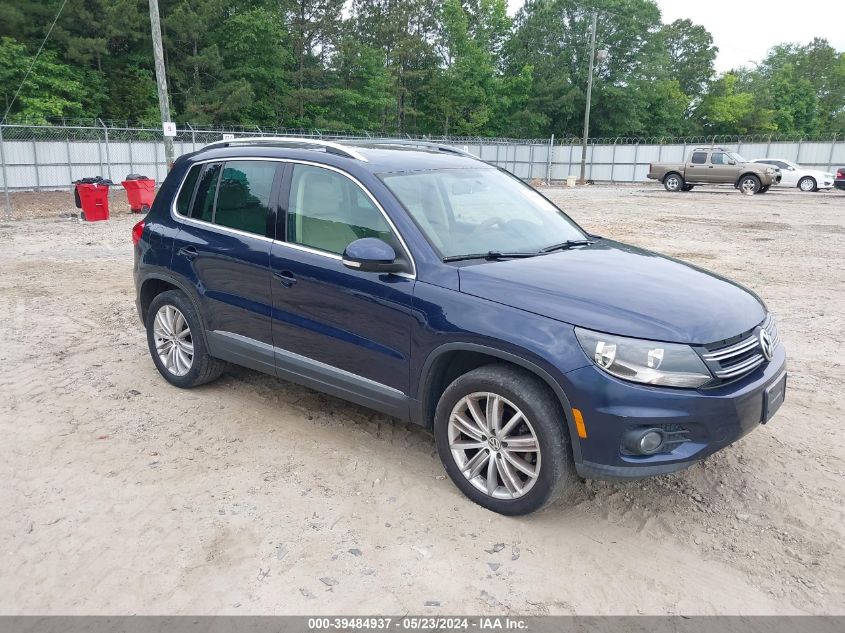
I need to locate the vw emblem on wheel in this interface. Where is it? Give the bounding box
[487,437,502,452]
[759,329,774,361]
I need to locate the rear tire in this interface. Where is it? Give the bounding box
[798,176,817,192]
[434,365,577,515]
[146,290,225,388]
[681,184,695,191]
[663,173,684,192]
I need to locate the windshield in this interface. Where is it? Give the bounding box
[380,168,587,259]
[728,151,747,163]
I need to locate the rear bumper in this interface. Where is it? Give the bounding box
[566,345,787,481]
[836,180,845,191]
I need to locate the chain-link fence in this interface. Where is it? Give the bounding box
[2,120,844,215]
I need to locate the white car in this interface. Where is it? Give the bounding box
[751,159,834,192]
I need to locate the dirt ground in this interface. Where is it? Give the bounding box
[1,184,843,615]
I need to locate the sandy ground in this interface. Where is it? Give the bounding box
[1,184,844,615]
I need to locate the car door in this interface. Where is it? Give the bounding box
[775,161,797,186]
[707,151,736,183]
[170,159,282,373]
[268,162,416,418]
[685,151,709,183]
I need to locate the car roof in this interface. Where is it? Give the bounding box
[184,138,489,174]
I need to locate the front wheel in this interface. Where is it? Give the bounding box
[739,174,761,194]
[663,173,684,192]
[759,185,770,193]
[798,176,817,192]
[434,365,577,515]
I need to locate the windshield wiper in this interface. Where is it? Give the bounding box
[443,251,541,263]
[540,239,594,253]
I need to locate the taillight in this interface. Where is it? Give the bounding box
[837,168,845,179]
[132,220,145,245]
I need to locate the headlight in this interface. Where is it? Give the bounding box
[766,167,777,174]
[575,327,712,388]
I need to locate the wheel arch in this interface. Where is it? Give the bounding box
[735,172,762,187]
[416,343,582,463]
[138,272,204,328]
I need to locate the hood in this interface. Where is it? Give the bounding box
[458,240,766,344]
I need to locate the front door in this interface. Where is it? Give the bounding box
[707,151,738,183]
[269,163,416,418]
[170,159,282,372]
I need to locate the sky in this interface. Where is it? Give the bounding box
[506,0,845,72]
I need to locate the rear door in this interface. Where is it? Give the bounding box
[685,151,709,183]
[170,159,283,373]
[268,162,416,418]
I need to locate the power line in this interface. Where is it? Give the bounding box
[1,0,69,124]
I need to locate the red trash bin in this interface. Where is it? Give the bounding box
[121,178,156,213]
[75,182,111,221]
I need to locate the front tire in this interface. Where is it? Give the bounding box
[739,174,761,194]
[146,290,225,388]
[434,365,576,515]
[759,185,770,193]
[663,173,684,192]
[798,176,817,192]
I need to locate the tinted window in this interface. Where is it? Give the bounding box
[287,164,395,255]
[176,165,201,215]
[774,161,790,169]
[190,163,221,222]
[214,161,276,236]
[690,152,707,164]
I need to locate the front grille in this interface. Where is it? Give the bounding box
[700,315,779,383]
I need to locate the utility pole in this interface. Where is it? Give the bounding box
[578,11,597,185]
[148,0,174,167]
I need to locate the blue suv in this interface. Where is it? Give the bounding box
[133,138,787,515]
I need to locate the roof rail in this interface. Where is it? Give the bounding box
[692,146,729,151]
[355,138,480,159]
[199,136,369,162]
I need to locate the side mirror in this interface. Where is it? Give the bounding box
[342,237,404,274]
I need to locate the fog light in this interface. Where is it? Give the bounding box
[622,428,665,455]
[639,430,664,454]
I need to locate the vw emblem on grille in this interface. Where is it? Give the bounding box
[487,437,502,451]
[759,329,774,361]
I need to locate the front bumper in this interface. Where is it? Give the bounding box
[565,344,787,481]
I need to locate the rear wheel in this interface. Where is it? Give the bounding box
[681,184,695,191]
[798,176,817,192]
[739,174,761,194]
[434,365,576,515]
[146,290,225,388]
[663,173,684,192]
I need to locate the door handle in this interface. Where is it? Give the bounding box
[708,166,714,169]
[178,246,198,259]
[274,270,297,288]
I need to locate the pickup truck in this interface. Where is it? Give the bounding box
[647,147,781,194]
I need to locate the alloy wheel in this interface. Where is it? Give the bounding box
[799,177,815,192]
[153,305,194,376]
[665,176,680,191]
[741,177,759,194]
[447,392,541,499]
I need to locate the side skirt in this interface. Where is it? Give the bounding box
[206,330,412,421]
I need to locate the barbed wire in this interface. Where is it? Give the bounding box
[1,118,840,145]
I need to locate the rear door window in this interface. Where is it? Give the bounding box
[690,152,707,164]
[213,161,277,236]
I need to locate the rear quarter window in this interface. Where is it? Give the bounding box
[175,165,201,215]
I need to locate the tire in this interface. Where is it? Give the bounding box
[433,364,577,515]
[738,174,761,194]
[146,289,225,388]
[798,176,817,192]
[759,185,770,193]
[681,184,695,191]
[663,173,684,192]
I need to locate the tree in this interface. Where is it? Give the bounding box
[659,19,717,100]
[0,36,95,122]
